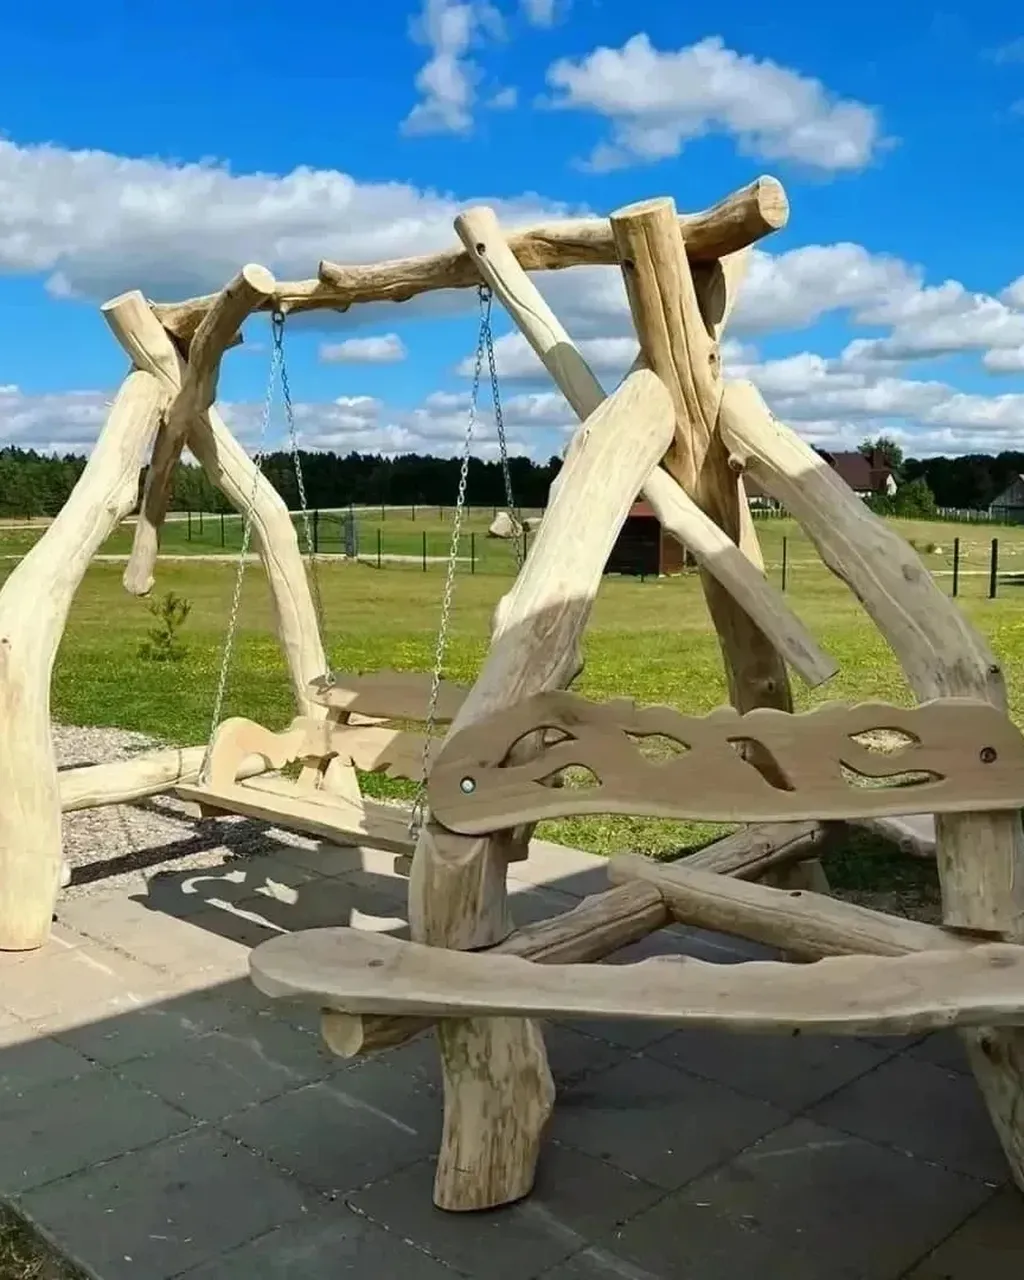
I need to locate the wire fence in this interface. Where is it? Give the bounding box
[5,504,1024,600]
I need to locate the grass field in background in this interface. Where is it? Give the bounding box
[6,511,1024,908]
[4,508,1024,592]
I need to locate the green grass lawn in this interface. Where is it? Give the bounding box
[7,511,1024,884]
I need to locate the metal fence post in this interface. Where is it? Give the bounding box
[952,537,960,598]
[781,536,788,592]
[989,537,999,599]
[422,529,427,572]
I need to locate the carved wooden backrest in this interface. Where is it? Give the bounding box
[427,691,1024,834]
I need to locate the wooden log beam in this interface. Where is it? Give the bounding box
[151,177,789,345]
[0,370,168,949]
[451,204,835,691]
[718,377,1024,1191]
[58,745,268,812]
[102,291,327,717]
[680,821,827,878]
[121,265,276,597]
[408,366,675,1212]
[609,197,793,720]
[251,927,1024,1038]
[609,855,974,961]
[320,880,668,1057]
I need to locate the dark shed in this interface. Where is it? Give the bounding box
[606,499,687,577]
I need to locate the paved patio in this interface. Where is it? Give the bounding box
[0,830,1021,1278]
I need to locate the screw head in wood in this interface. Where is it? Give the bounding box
[460,777,477,794]
[980,747,998,764]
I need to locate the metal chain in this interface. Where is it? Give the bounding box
[277,313,330,677]
[483,295,523,569]
[409,285,491,835]
[199,313,282,784]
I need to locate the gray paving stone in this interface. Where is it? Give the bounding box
[228,879,411,936]
[647,1027,892,1111]
[20,1126,311,1280]
[53,988,249,1066]
[118,1013,341,1121]
[808,1053,1008,1181]
[0,1033,98,1098]
[906,1186,1024,1278]
[0,1068,190,1193]
[541,1023,626,1087]
[587,1117,993,1280]
[219,1062,441,1196]
[507,885,583,928]
[548,1056,787,1189]
[350,1142,666,1280]
[907,1030,972,1075]
[174,1205,459,1278]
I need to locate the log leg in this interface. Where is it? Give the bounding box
[410,366,676,1210]
[0,370,167,949]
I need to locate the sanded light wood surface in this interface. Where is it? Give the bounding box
[252,927,1024,1037]
[152,178,789,343]
[428,691,1024,832]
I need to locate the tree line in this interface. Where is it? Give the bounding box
[3,440,1024,520]
[0,447,564,518]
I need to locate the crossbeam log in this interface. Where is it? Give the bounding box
[150,177,788,345]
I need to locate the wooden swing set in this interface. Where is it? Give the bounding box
[1,173,1023,1219]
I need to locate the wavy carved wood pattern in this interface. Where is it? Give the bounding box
[428,691,1024,833]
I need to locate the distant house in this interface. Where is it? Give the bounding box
[744,446,896,507]
[989,475,1024,523]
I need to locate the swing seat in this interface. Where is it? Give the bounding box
[176,672,470,858]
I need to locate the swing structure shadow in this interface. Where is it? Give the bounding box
[2,173,1024,1225]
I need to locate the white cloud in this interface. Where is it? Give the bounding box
[402,0,505,135]
[488,86,518,109]
[521,0,558,25]
[544,34,887,173]
[318,334,407,364]
[0,385,111,455]
[991,37,1024,63]
[1002,275,1024,308]
[455,330,637,379]
[984,345,1024,373]
[0,135,570,304]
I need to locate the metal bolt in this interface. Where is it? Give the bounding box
[980,747,998,764]
[460,777,476,794]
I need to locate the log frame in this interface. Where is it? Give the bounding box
[123,264,277,596]
[151,177,789,343]
[0,369,169,948]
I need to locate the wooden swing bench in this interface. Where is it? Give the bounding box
[250,688,1024,1205]
[175,670,469,858]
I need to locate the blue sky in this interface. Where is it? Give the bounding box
[0,1,1023,462]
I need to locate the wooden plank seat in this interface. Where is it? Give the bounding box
[176,672,470,857]
[250,924,1024,1038]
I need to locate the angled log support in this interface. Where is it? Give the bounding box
[452,205,833,690]
[408,366,675,1211]
[719,378,1024,1191]
[102,291,327,717]
[123,265,276,597]
[0,370,168,949]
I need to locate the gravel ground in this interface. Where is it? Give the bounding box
[55,723,332,899]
